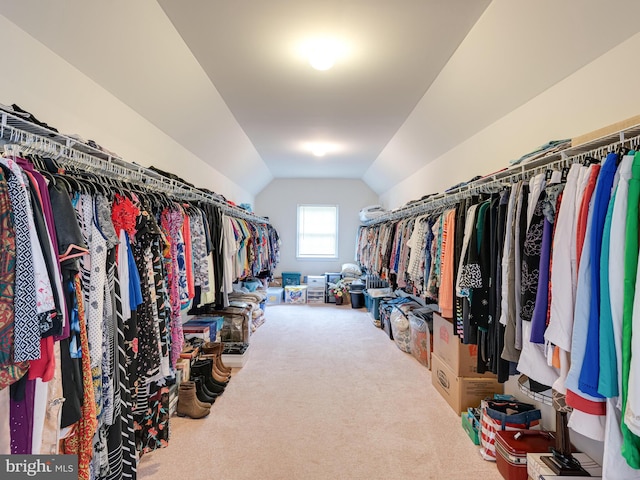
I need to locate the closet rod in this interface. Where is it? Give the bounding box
[0,109,270,225]
[363,122,640,226]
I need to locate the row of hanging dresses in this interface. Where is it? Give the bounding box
[222,216,274,290]
[186,207,279,311]
[355,222,395,281]
[0,153,280,480]
[494,152,640,476]
[355,150,640,475]
[542,153,640,478]
[356,208,457,311]
[388,218,415,289]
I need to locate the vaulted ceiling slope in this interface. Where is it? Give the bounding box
[1,1,640,198]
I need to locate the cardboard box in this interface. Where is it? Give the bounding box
[433,313,496,377]
[431,353,503,414]
[572,114,640,147]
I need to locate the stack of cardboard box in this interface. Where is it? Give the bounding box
[431,313,503,413]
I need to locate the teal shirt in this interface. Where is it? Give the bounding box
[597,189,617,397]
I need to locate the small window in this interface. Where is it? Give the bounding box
[297,204,338,259]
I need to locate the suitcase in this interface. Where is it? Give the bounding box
[495,430,555,480]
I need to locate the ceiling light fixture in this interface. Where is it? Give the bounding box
[301,38,347,71]
[308,42,336,70]
[311,145,328,157]
[303,141,339,157]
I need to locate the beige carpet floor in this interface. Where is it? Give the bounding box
[138,304,503,480]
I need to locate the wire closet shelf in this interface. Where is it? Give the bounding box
[362,123,640,226]
[0,109,269,224]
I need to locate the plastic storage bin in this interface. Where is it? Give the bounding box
[306,275,326,288]
[282,272,301,286]
[324,272,342,303]
[366,289,395,321]
[307,290,325,304]
[266,287,284,304]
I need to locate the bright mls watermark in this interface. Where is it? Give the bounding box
[1,455,77,479]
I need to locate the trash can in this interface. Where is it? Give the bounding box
[350,290,365,309]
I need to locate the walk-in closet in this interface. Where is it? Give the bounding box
[1,2,640,479]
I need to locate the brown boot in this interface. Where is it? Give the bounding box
[179,381,213,409]
[215,353,232,375]
[203,342,232,375]
[177,381,211,419]
[211,364,230,383]
[201,342,218,355]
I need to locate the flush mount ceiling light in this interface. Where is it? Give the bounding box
[303,142,339,157]
[311,145,328,157]
[299,38,348,71]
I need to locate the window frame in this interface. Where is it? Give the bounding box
[296,204,339,260]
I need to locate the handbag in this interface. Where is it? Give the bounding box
[479,398,542,461]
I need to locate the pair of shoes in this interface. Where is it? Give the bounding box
[202,342,233,375]
[191,360,227,395]
[197,353,231,383]
[176,381,211,419]
[193,376,220,403]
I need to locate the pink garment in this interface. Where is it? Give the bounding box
[161,207,184,367]
[181,212,195,301]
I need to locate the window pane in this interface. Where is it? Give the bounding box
[297,205,338,258]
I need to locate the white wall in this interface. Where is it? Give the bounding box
[0,14,254,206]
[255,178,378,279]
[380,30,640,210]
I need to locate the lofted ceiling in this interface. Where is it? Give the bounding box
[1,1,640,198]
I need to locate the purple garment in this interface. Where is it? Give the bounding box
[10,378,35,454]
[530,217,552,343]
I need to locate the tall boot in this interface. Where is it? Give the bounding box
[192,376,218,404]
[177,382,210,419]
[192,360,227,393]
[203,342,232,374]
[207,356,231,383]
[214,353,233,376]
[198,354,229,383]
